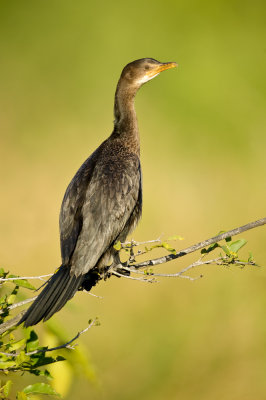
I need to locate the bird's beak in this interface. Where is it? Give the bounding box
[147,62,177,78]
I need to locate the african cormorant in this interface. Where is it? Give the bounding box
[20,58,177,327]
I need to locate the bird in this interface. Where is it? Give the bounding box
[19,58,177,327]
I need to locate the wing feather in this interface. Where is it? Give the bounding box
[71,153,141,275]
[59,145,104,264]
[59,141,141,276]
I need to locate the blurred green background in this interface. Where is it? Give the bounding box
[1,0,266,399]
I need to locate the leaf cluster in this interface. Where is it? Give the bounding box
[0,268,96,399]
[0,268,62,399]
[201,234,256,267]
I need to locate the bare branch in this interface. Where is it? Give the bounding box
[111,269,155,283]
[122,257,220,279]
[124,267,202,281]
[122,236,162,247]
[0,218,263,289]
[86,292,104,299]
[0,274,53,283]
[0,319,97,357]
[0,217,263,336]
[129,218,266,269]
[0,296,37,315]
[0,293,100,334]
[0,311,26,335]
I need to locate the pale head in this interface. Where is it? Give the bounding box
[119,58,177,89]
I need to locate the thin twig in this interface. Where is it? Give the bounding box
[175,258,221,275]
[0,319,97,357]
[122,258,219,279]
[0,296,37,315]
[121,267,201,280]
[86,292,104,299]
[0,274,53,283]
[122,237,162,247]
[111,270,155,283]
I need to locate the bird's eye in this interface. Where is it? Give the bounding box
[145,65,150,70]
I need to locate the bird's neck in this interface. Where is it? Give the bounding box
[112,80,140,155]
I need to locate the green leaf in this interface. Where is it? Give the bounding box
[55,356,65,362]
[7,294,16,305]
[201,242,218,254]
[227,239,247,253]
[26,330,39,352]
[220,245,231,256]
[0,269,8,278]
[9,338,26,351]
[27,368,41,377]
[0,295,7,305]
[113,241,121,251]
[3,380,12,396]
[42,369,53,379]
[167,235,184,241]
[16,392,30,400]
[8,276,36,290]
[31,354,65,368]
[27,368,52,379]
[15,280,36,290]
[23,382,60,396]
[161,242,176,254]
[248,252,254,262]
[15,351,31,367]
[0,360,17,369]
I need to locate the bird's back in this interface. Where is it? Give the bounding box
[60,135,142,276]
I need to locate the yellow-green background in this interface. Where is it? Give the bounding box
[1,1,266,399]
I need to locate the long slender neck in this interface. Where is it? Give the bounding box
[112,79,140,154]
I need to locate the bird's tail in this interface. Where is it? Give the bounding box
[19,266,84,327]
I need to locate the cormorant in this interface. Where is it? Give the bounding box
[20,58,177,327]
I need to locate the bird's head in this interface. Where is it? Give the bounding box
[120,58,177,89]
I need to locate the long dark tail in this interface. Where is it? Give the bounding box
[19,266,84,327]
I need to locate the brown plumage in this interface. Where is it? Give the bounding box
[19,58,177,327]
